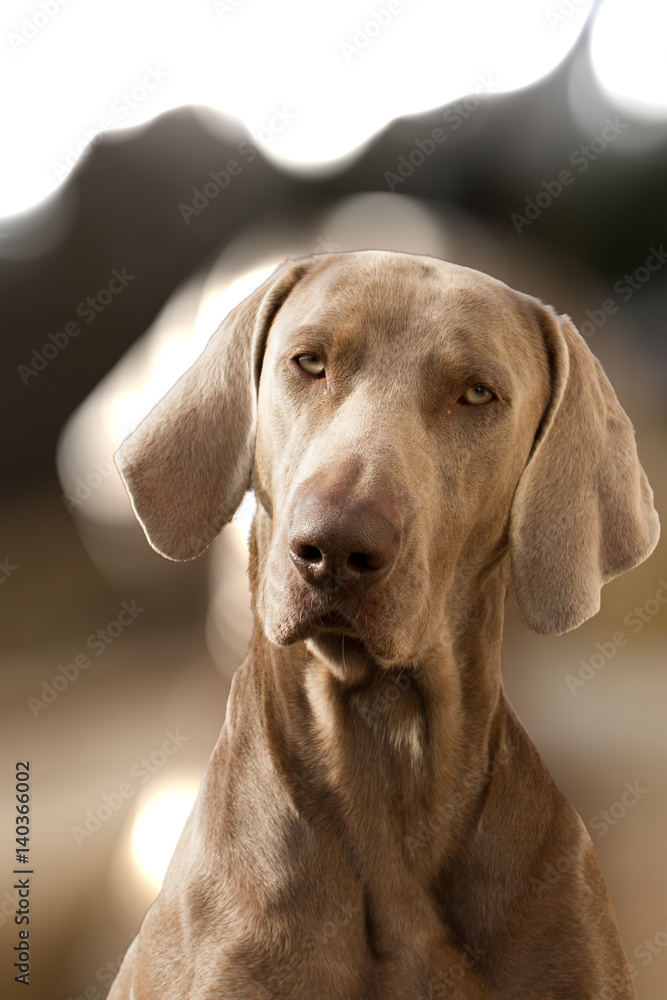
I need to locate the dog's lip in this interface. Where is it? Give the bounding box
[284,599,371,644]
[299,609,378,664]
[301,609,359,635]
[273,595,401,664]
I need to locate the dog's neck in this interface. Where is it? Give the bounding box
[248,559,511,875]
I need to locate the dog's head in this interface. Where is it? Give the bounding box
[115,251,659,670]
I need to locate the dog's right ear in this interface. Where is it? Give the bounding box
[115,259,310,561]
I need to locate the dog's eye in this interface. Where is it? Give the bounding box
[296,353,325,377]
[461,385,494,405]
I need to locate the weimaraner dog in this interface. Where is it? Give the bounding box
[110,251,659,999]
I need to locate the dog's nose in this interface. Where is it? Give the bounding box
[289,496,400,591]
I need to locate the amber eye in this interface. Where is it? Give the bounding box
[296,353,325,377]
[461,385,494,405]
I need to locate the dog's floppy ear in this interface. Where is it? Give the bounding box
[510,309,659,635]
[115,259,309,561]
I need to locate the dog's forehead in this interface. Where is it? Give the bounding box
[270,252,544,367]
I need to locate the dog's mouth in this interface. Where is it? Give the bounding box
[271,593,401,669]
[287,605,363,645]
[291,605,378,673]
[306,609,359,634]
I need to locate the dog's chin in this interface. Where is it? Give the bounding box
[260,580,418,676]
[304,632,379,680]
[265,608,408,680]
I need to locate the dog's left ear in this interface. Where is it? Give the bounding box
[510,308,660,635]
[115,259,309,561]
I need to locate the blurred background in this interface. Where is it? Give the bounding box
[1,0,666,996]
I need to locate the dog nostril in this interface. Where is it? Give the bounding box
[296,543,322,565]
[348,552,375,572]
